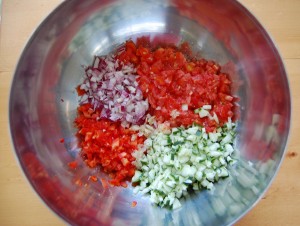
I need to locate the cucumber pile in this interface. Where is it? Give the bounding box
[132,122,237,209]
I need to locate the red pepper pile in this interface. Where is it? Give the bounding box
[75,104,145,187]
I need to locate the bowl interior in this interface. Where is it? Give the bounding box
[9,0,290,225]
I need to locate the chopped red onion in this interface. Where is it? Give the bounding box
[79,55,149,124]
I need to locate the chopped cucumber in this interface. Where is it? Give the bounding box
[132,123,237,209]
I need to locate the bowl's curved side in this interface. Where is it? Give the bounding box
[225,0,291,224]
[8,1,104,225]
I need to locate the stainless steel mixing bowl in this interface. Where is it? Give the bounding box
[9,0,291,225]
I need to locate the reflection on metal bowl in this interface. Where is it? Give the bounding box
[9,0,290,225]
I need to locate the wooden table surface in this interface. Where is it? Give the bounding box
[0,0,299,225]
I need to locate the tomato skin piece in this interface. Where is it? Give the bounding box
[100,178,109,189]
[68,161,78,169]
[89,175,98,182]
[76,85,86,96]
[125,40,137,53]
[136,36,151,48]
[131,201,137,207]
[179,42,193,58]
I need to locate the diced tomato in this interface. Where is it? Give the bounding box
[68,161,78,169]
[89,175,98,182]
[125,40,136,53]
[136,46,149,56]
[131,201,137,207]
[179,42,193,58]
[136,36,151,48]
[76,85,86,96]
[100,178,109,189]
[151,60,163,74]
[117,40,235,131]
[138,62,150,75]
[75,179,83,186]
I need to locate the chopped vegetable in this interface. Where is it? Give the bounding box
[132,122,236,209]
[75,179,83,186]
[68,161,78,169]
[77,55,148,124]
[100,178,109,189]
[73,37,238,209]
[131,201,137,207]
[75,104,145,186]
[118,39,235,132]
[89,175,98,182]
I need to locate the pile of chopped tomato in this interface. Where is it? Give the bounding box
[117,37,234,132]
[75,103,145,187]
